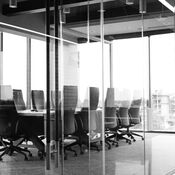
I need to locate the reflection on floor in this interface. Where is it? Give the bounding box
[0,133,175,175]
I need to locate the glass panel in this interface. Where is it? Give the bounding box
[150,33,175,131]
[0,28,47,174]
[113,37,148,130]
[145,0,175,175]
[59,1,106,174]
[107,1,146,175]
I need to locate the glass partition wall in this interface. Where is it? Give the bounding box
[0,0,175,175]
[144,1,175,175]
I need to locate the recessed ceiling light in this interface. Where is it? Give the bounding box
[9,0,17,8]
[139,0,146,13]
[126,0,134,5]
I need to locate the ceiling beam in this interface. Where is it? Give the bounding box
[57,1,163,28]
[2,0,115,16]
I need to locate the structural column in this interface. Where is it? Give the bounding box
[46,0,51,170]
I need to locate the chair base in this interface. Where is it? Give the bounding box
[118,128,144,142]
[129,131,144,141]
[105,132,119,149]
[0,141,32,161]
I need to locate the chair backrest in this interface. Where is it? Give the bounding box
[63,86,78,111]
[62,86,78,135]
[104,88,117,129]
[64,110,76,135]
[105,88,115,107]
[89,87,99,110]
[31,90,45,110]
[78,109,97,132]
[0,99,18,137]
[13,89,26,110]
[118,107,130,126]
[78,87,99,133]
[105,107,117,129]
[131,99,142,107]
[128,107,141,124]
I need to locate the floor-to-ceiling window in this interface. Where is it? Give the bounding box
[112,37,149,129]
[3,32,27,101]
[150,33,175,131]
[31,38,46,92]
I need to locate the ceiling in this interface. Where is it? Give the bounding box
[1,0,175,41]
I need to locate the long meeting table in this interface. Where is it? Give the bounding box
[18,109,56,167]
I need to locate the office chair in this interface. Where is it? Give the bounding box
[105,107,119,149]
[13,89,32,148]
[13,89,26,111]
[31,90,45,111]
[117,107,132,144]
[104,88,119,149]
[128,107,144,141]
[131,99,142,107]
[77,87,101,151]
[31,90,46,145]
[60,85,82,159]
[0,100,32,161]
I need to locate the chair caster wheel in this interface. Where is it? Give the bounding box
[8,150,13,156]
[116,144,118,147]
[0,157,2,161]
[38,151,45,160]
[133,139,136,142]
[29,153,32,157]
[142,137,144,140]
[128,141,131,145]
[24,156,28,161]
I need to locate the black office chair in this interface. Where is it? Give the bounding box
[60,85,82,159]
[0,100,32,161]
[31,90,45,111]
[13,89,32,148]
[13,89,26,111]
[31,90,46,144]
[105,107,119,149]
[128,107,144,141]
[104,88,119,149]
[131,99,142,107]
[117,107,132,144]
[77,87,101,152]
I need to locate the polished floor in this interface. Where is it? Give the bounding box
[0,133,175,175]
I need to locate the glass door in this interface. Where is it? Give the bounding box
[105,1,146,174]
[144,0,175,175]
[58,1,107,174]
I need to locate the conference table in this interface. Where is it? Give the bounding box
[18,109,55,117]
[18,109,55,138]
[18,109,56,167]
